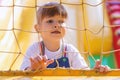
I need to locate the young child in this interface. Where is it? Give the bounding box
[20,2,110,72]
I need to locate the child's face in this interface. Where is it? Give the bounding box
[37,15,66,41]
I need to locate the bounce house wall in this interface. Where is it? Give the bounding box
[106,0,120,68]
[0,1,119,80]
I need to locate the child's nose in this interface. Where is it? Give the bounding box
[54,26,57,28]
[53,22,61,29]
[53,26,59,29]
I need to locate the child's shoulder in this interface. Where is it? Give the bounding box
[27,42,40,50]
[64,43,80,57]
[26,42,40,55]
[64,43,79,52]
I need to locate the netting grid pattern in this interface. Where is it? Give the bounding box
[0,0,118,74]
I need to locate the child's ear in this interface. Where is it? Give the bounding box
[34,24,41,33]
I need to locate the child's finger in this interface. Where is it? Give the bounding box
[99,65,105,72]
[30,57,39,70]
[30,57,42,66]
[35,56,43,62]
[104,65,110,72]
[30,57,37,64]
[46,59,54,66]
[30,57,33,62]
[94,59,101,68]
[42,55,48,61]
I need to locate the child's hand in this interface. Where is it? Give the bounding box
[94,59,110,72]
[29,55,54,71]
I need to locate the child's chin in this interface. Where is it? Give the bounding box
[52,36,62,39]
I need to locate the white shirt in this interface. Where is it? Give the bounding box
[20,42,88,70]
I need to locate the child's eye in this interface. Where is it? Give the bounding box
[47,20,53,23]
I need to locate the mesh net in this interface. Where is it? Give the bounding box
[0,0,120,79]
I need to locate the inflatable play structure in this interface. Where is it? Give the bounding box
[106,0,120,68]
[0,0,120,80]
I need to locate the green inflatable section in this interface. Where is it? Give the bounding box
[89,52,116,69]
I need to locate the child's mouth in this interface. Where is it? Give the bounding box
[51,31,61,34]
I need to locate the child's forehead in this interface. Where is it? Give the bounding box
[43,15,66,19]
